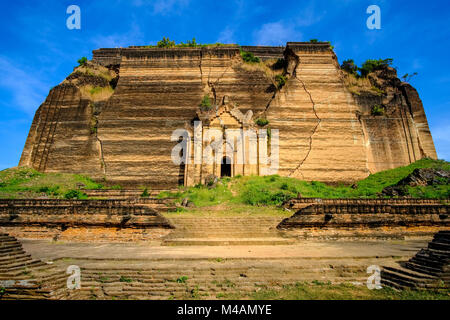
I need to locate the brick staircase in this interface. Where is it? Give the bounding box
[381,231,450,290]
[163,217,295,246]
[0,233,67,300]
[83,189,173,200]
[66,258,372,300]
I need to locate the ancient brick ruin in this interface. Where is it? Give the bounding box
[4,41,447,300]
[18,42,437,189]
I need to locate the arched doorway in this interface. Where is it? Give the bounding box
[221,156,231,177]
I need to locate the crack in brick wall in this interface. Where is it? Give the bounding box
[289,59,321,178]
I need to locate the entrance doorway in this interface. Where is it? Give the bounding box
[221,156,231,177]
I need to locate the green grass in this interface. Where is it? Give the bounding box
[119,276,133,283]
[255,118,269,127]
[144,37,236,48]
[89,86,104,95]
[0,167,103,199]
[275,74,287,88]
[199,94,212,110]
[176,276,188,284]
[240,50,260,63]
[1,159,448,202]
[216,281,449,300]
[160,159,449,208]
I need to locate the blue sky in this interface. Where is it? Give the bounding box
[0,0,449,169]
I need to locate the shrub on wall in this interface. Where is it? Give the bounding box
[341,59,358,76]
[255,118,269,126]
[272,58,286,70]
[359,58,393,77]
[275,74,287,89]
[157,37,176,48]
[371,105,385,116]
[199,94,212,110]
[141,188,150,198]
[240,50,260,63]
[77,57,87,66]
[64,189,88,199]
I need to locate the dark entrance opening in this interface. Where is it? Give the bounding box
[221,156,231,177]
[177,136,185,185]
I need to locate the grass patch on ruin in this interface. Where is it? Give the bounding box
[343,72,384,96]
[0,167,103,199]
[144,37,237,48]
[238,58,286,89]
[215,281,450,300]
[160,158,449,209]
[80,85,114,102]
[71,63,116,82]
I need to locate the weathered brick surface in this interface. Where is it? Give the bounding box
[0,233,68,300]
[279,202,449,229]
[382,230,450,290]
[19,42,437,188]
[0,199,173,229]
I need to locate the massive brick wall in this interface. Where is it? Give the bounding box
[19,42,438,188]
[265,43,370,181]
[0,199,174,229]
[278,203,449,229]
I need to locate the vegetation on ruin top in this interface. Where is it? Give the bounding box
[341,58,394,78]
[65,61,118,101]
[238,57,286,90]
[308,39,334,50]
[143,37,237,48]
[160,158,449,208]
[1,159,448,203]
[240,50,260,63]
[77,56,88,66]
[0,167,104,199]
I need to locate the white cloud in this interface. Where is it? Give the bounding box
[253,21,302,46]
[430,123,450,161]
[154,0,189,14]
[412,59,423,70]
[0,56,50,115]
[295,5,325,27]
[217,26,235,44]
[90,23,144,48]
[132,0,190,15]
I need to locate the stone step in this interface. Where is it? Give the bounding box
[403,261,442,277]
[0,235,17,240]
[424,249,450,262]
[382,266,436,280]
[415,249,449,262]
[170,222,281,225]
[0,243,23,252]
[0,249,27,257]
[170,224,279,227]
[0,252,32,263]
[165,233,283,239]
[381,278,406,291]
[0,259,46,273]
[428,241,450,252]
[381,269,424,289]
[162,237,296,246]
[0,240,21,246]
[1,263,56,277]
[0,254,33,266]
[432,236,450,245]
[410,254,447,270]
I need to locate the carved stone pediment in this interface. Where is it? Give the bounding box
[197,96,253,127]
